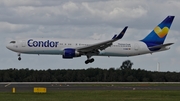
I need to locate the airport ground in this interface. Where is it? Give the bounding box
[0,82,180,101]
[1,82,180,92]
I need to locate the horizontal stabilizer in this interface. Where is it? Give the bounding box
[149,43,174,49]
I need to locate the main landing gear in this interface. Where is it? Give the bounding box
[85,55,94,64]
[85,58,94,64]
[18,53,21,61]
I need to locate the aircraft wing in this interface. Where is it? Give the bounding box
[149,43,174,49]
[76,26,128,53]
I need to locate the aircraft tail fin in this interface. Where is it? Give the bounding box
[113,26,128,40]
[141,16,175,46]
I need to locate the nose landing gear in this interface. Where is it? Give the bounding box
[18,53,21,61]
[18,57,21,61]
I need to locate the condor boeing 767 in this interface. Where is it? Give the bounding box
[6,16,174,64]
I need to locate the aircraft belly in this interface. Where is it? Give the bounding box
[20,47,63,55]
[23,50,63,55]
[102,47,132,57]
[99,42,151,57]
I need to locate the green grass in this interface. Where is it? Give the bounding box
[0,90,180,101]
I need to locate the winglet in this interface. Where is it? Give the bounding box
[114,26,128,40]
[112,34,117,39]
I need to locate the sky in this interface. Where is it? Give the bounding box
[1,0,180,71]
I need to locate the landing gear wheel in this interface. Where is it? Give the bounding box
[85,60,89,64]
[85,58,95,64]
[89,58,94,63]
[18,57,21,61]
[17,53,21,61]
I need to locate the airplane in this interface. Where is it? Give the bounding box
[6,16,175,64]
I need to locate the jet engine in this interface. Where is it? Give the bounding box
[62,48,81,59]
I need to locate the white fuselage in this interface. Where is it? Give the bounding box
[6,38,169,58]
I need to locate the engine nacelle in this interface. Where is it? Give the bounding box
[62,48,81,59]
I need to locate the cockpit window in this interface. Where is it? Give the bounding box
[10,41,16,43]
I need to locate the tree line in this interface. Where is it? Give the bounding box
[0,60,179,82]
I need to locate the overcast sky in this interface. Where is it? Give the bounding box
[1,0,180,71]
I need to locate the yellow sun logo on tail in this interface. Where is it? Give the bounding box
[154,26,169,38]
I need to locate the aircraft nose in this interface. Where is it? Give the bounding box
[6,44,9,49]
[6,43,14,50]
[6,40,17,51]
[6,44,10,49]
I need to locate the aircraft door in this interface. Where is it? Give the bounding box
[22,40,26,47]
[134,43,139,51]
